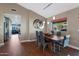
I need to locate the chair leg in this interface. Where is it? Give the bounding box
[58,45,64,52]
[53,43,56,52]
[37,42,41,48]
[51,42,54,52]
[43,44,47,52]
[59,45,61,52]
[50,43,52,50]
[42,45,44,52]
[36,40,38,46]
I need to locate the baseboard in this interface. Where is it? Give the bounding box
[68,45,79,50]
[20,39,36,43]
[0,43,4,47]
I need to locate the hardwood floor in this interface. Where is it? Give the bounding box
[0,34,79,56]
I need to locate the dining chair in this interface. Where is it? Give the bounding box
[63,35,70,47]
[51,30,54,35]
[56,31,61,36]
[39,31,49,51]
[36,31,41,47]
[55,35,70,52]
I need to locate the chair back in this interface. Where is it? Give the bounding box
[39,31,45,44]
[57,31,61,37]
[63,35,70,47]
[51,31,54,35]
[36,31,40,42]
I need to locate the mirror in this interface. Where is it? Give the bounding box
[33,19,45,30]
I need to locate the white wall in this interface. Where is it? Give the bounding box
[29,11,46,40]
[55,7,79,48]
[0,3,47,44]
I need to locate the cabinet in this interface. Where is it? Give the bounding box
[52,17,67,32]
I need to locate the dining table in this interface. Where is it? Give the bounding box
[44,33,64,52]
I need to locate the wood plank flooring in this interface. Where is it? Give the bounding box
[0,34,79,56]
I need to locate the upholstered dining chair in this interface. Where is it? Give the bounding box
[56,31,61,37]
[39,31,49,51]
[55,35,70,52]
[51,30,54,35]
[36,31,41,47]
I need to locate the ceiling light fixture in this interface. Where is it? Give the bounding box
[53,16,56,20]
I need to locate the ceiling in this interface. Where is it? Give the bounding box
[18,3,79,18]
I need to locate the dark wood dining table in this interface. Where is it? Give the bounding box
[43,33,64,52]
[44,33,64,41]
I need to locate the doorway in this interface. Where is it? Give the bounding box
[3,14,21,43]
[4,17,10,42]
